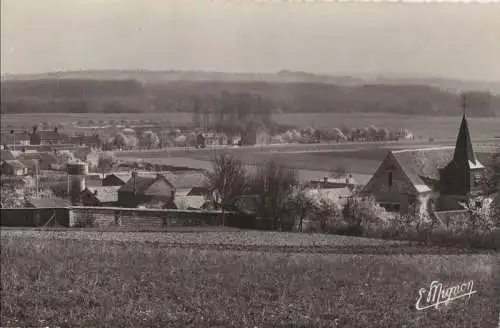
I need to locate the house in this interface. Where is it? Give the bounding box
[102,173,131,186]
[1,160,27,176]
[117,172,175,208]
[80,186,120,206]
[363,113,487,215]
[18,152,58,171]
[304,187,354,208]
[29,127,65,145]
[18,159,39,175]
[26,197,70,208]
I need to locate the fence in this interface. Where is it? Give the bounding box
[0,206,257,230]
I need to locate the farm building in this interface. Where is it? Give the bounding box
[163,170,208,195]
[363,113,487,215]
[1,160,28,176]
[117,172,176,208]
[306,175,357,189]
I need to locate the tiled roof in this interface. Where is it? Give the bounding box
[86,186,120,203]
[2,160,26,170]
[391,147,455,190]
[163,171,208,190]
[305,187,353,205]
[27,197,70,208]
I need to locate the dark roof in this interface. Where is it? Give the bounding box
[391,147,455,190]
[27,197,70,208]
[163,171,208,190]
[104,173,132,184]
[0,150,16,161]
[86,186,120,203]
[2,160,26,170]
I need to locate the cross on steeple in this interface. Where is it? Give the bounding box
[461,94,467,117]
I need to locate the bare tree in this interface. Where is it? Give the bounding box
[285,190,316,232]
[250,159,299,230]
[206,154,249,212]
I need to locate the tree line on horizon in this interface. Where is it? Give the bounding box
[1,79,498,117]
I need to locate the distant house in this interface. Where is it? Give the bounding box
[67,135,102,149]
[18,152,58,171]
[117,172,176,208]
[1,160,27,176]
[80,186,120,206]
[102,173,131,186]
[26,197,70,208]
[363,114,486,214]
[29,127,65,145]
[241,123,269,146]
[0,131,30,146]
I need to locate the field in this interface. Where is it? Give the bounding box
[1,230,498,328]
[2,112,500,140]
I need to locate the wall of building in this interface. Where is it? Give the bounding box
[0,208,70,227]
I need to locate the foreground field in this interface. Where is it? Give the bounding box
[1,231,498,327]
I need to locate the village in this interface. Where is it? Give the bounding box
[0,110,498,234]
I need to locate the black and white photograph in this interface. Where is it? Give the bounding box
[1,0,499,327]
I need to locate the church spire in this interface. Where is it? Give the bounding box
[452,94,480,168]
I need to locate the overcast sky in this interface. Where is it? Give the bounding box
[1,0,499,81]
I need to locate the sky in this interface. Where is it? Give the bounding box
[1,0,499,81]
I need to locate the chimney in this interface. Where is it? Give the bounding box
[323,177,328,183]
[94,189,98,196]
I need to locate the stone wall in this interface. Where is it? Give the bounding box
[1,207,257,230]
[0,208,70,227]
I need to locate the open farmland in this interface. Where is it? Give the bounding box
[2,112,500,140]
[1,230,497,328]
[117,144,496,177]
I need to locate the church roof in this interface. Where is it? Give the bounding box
[391,147,455,192]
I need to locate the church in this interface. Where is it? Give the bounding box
[363,112,488,217]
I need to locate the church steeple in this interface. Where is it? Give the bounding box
[452,95,482,169]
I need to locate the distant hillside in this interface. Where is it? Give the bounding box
[1,73,499,117]
[3,69,500,94]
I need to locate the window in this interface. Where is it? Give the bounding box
[388,172,393,187]
[473,172,481,187]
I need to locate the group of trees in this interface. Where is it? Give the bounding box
[3,77,499,116]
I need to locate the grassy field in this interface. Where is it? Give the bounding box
[1,231,498,328]
[118,145,495,176]
[2,112,500,140]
